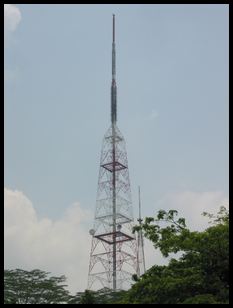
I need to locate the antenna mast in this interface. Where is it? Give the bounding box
[137,186,146,275]
[111,14,117,125]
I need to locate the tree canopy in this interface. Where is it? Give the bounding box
[123,206,229,304]
[4,269,70,304]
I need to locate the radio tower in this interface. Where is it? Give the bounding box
[87,15,138,291]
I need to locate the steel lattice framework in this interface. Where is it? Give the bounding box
[87,15,139,291]
[87,125,138,290]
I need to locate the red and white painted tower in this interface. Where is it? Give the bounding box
[87,15,139,291]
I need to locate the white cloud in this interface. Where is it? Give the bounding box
[155,190,229,231]
[4,188,92,294]
[144,238,169,270]
[4,4,21,34]
[4,5,22,82]
[3,187,168,293]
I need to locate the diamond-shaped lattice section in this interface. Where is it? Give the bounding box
[101,161,127,172]
[94,231,134,244]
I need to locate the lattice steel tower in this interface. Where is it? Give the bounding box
[87,15,139,291]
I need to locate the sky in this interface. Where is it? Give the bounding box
[4,4,229,294]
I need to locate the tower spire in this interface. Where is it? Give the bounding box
[113,14,115,43]
[111,14,117,125]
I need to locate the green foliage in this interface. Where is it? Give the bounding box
[69,288,126,304]
[133,209,188,257]
[181,294,222,304]
[4,270,126,304]
[125,206,229,304]
[202,205,229,225]
[79,290,97,304]
[4,269,70,304]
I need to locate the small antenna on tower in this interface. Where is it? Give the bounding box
[138,186,142,224]
[137,186,146,276]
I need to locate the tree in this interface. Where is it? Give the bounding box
[69,288,126,304]
[122,206,229,304]
[78,290,97,304]
[4,269,71,304]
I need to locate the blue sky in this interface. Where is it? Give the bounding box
[4,4,229,292]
